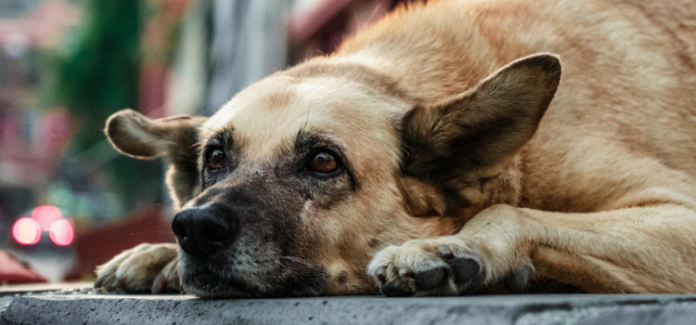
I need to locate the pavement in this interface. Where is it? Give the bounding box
[1,285,696,325]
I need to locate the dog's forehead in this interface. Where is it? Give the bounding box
[202,75,406,161]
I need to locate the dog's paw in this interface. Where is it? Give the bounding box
[367,236,532,297]
[94,243,181,294]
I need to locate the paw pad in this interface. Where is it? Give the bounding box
[451,258,479,285]
[414,267,445,290]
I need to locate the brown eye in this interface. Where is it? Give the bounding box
[207,149,226,170]
[308,152,337,174]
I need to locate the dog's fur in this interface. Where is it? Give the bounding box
[95,0,696,297]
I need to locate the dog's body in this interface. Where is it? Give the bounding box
[95,0,696,297]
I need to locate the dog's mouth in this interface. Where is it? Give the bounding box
[184,271,251,299]
[179,261,263,298]
[180,257,329,299]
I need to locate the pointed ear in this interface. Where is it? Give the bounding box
[402,53,561,181]
[105,109,208,209]
[105,109,207,159]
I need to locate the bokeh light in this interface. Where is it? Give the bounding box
[49,219,74,246]
[12,217,42,245]
[31,205,63,231]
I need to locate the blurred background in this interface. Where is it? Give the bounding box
[0,0,421,285]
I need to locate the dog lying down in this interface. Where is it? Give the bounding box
[95,0,696,298]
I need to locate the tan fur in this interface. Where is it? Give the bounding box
[96,0,696,296]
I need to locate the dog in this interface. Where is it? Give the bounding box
[94,0,696,298]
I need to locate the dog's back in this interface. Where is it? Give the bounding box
[337,0,696,213]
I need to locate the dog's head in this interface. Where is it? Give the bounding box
[105,54,560,298]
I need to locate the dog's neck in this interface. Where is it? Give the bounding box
[455,155,524,225]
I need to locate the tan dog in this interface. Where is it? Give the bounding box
[94,0,696,297]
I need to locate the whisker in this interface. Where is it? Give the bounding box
[303,105,311,131]
[127,231,175,236]
[280,256,313,267]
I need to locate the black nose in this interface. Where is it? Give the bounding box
[172,204,239,257]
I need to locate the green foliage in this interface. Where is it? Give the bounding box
[53,0,140,138]
[49,0,163,210]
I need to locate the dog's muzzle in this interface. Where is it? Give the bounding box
[172,204,240,257]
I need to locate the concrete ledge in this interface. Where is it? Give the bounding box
[2,290,696,325]
[0,283,94,296]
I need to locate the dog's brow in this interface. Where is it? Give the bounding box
[293,130,341,154]
[294,129,319,152]
[201,129,233,149]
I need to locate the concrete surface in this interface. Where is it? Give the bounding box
[2,289,696,325]
[0,283,93,296]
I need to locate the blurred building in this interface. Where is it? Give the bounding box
[0,0,77,230]
[288,0,416,65]
[0,0,82,284]
[169,0,420,116]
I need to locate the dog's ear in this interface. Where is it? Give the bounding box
[106,109,208,209]
[105,109,207,159]
[401,53,561,183]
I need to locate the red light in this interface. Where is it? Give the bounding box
[31,205,62,231]
[12,218,41,245]
[49,219,74,246]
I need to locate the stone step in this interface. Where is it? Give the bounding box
[2,286,696,325]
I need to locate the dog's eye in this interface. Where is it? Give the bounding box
[308,152,337,174]
[207,149,226,170]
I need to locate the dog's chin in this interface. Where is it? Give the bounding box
[184,282,249,299]
[186,286,243,299]
[181,267,328,299]
[183,276,327,299]
[182,273,250,299]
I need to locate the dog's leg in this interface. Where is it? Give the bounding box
[368,204,696,296]
[94,243,182,294]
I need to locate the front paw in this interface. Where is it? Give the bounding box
[94,243,181,294]
[367,236,532,297]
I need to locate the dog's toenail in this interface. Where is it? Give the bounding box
[398,268,413,278]
[414,267,445,290]
[437,245,454,259]
[375,266,387,282]
[108,279,119,291]
[452,258,479,285]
